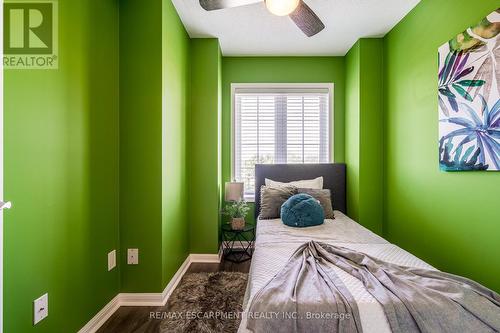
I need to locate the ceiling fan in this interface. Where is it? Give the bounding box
[199,0,325,37]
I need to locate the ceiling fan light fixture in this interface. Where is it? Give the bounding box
[265,0,300,16]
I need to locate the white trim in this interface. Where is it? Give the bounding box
[161,254,192,302]
[119,293,164,307]
[230,83,335,199]
[189,253,221,263]
[77,295,121,333]
[329,86,335,162]
[78,253,221,333]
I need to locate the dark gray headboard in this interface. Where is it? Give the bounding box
[255,163,346,218]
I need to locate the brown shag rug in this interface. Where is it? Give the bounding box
[160,272,248,333]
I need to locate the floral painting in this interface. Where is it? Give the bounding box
[438,9,500,171]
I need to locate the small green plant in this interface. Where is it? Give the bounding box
[222,200,250,219]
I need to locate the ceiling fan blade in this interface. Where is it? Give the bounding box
[199,0,262,11]
[289,1,325,37]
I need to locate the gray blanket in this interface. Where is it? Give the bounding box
[247,241,500,333]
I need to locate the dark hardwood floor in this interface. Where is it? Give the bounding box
[97,260,251,333]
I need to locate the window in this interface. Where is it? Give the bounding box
[232,84,333,199]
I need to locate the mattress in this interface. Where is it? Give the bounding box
[238,211,436,333]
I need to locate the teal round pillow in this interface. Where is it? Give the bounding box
[281,193,324,228]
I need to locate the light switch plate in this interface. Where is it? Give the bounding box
[127,248,139,265]
[108,250,116,271]
[34,293,48,325]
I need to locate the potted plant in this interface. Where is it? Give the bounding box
[222,200,250,230]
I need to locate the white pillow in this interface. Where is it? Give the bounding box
[265,176,323,189]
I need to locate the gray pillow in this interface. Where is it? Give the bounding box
[297,188,335,219]
[260,186,297,219]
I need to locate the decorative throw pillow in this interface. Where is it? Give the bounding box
[281,194,324,228]
[265,176,323,190]
[297,188,335,219]
[259,186,297,219]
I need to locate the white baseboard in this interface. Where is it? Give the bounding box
[78,253,220,333]
[77,295,121,333]
[119,292,164,307]
[161,254,192,303]
[189,253,221,263]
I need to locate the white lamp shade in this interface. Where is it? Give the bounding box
[225,182,244,201]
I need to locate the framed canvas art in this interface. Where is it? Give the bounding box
[438,9,499,171]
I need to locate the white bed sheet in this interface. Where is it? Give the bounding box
[238,211,435,333]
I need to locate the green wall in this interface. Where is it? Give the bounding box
[345,44,361,224]
[3,0,194,328]
[345,39,384,234]
[221,57,345,222]
[384,0,500,292]
[189,39,222,254]
[4,1,500,331]
[120,0,163,293]
[120,0,191,292]
[4,0,120,331]
[360,40,383,235]
[161,0,191,288]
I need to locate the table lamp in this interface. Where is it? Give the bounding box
[225,181,244,202]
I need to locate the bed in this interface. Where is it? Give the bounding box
[238,163,436,333]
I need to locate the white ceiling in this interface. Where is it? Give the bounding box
[171,0,421,56]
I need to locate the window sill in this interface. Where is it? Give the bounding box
[243,195,255,203]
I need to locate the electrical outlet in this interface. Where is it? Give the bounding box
[34,293,48,325]
[108,250,116,271]
[127,248,139,265]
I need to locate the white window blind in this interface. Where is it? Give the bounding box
[233,85,332,199]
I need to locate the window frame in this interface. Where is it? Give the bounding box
[230,83,335,201]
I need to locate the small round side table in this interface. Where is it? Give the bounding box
[221,224,255,263]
